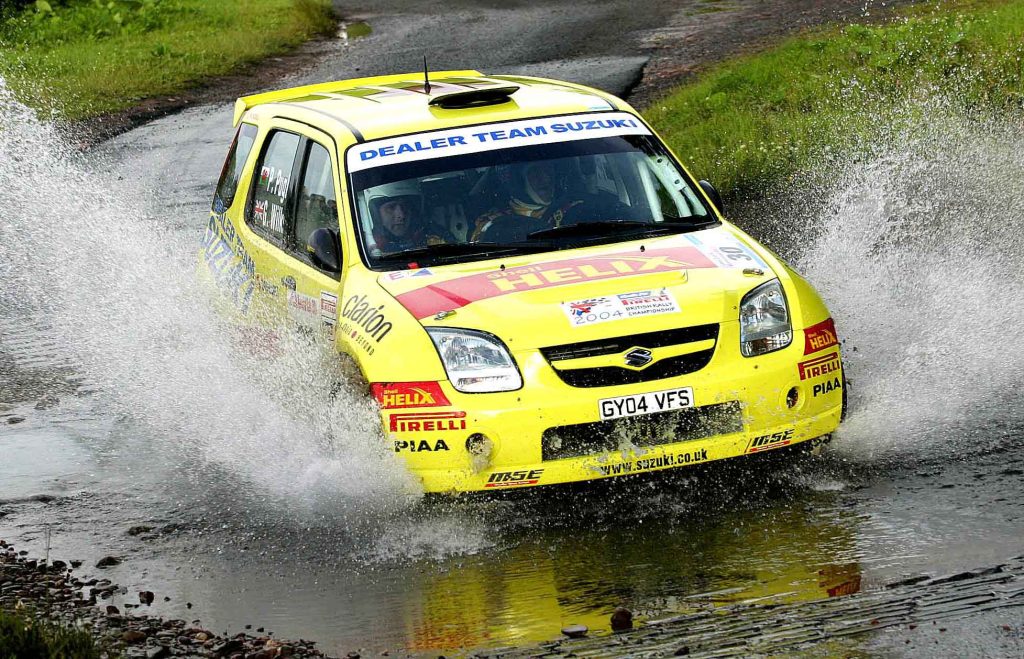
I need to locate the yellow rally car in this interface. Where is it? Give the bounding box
[202,70,844,493]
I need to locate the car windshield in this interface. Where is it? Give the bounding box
[346,112,714,269]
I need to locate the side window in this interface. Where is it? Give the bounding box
[293,142,338,249]
[212,123,258,212]
[248,130,301,242]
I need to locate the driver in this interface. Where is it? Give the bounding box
[470,161,582,242]
[369,181,449,253]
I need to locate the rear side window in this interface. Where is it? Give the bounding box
[293,143,338,247]
[248,130,300,242]
[212,123,258,212]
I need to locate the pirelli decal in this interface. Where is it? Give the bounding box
[389,411,467,433]
[798,351,841,381]
[395,247,715,319]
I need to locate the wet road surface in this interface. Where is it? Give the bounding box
[2,0,1024,656]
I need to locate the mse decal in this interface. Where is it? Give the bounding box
[746,429,795,453]
[485,469,544,488]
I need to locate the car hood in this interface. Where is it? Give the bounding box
[375,227,776,351]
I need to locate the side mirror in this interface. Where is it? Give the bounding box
[698,180,724,216]
[306,228,342,273]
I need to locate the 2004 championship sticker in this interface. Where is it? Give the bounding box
[562,288,680,327]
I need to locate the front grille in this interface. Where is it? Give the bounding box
[541,401,743,461]
[540,324,719,388]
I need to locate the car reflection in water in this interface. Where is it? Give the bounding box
[395,478,862,651]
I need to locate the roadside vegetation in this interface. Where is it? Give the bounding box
[0,608,101,658]
[0,0,335,120]
[645,0,1024,198]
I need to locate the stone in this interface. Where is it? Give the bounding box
[122,629,147,643]
[611,607,633,631]
[561,624,588,639]
[107,605,121,615]
[128,525,155,536]
[96,556,121,568]
[211,638,243,654]
[140,590,155,605]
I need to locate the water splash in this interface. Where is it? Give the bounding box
[0,78,420,516]
[780,102,1024,461]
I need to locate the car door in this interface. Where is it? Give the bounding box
[243,119,345,342]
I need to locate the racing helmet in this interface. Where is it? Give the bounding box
[501,161,559,210]
[367,180,423,225]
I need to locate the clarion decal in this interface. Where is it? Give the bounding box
[371,382,451,409]
[804,318,838,354]
[342,295,393,342]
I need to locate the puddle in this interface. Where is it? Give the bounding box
[339,21,371,42]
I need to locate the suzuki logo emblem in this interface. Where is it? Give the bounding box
[624,348,653,368]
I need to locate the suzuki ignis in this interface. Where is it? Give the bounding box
[203,70,843,492]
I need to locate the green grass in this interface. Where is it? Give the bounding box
[644,0,1024,199]
[0,608,101,659]
[0,0,336,120]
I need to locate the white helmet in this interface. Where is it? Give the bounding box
[367,180,422,222]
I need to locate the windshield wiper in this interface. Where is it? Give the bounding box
[526,220,685,241]
[375,241,554,264]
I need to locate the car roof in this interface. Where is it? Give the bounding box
[234,70,630,142]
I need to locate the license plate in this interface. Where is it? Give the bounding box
[598,387,694,420]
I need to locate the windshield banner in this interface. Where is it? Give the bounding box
[347,111,651,172]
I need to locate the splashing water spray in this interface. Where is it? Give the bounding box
[0,78,421,522]
[775,101,1024,462]
[3,76,1023,542]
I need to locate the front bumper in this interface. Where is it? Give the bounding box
[385,321,843,493]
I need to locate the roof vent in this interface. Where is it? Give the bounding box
[428,86,519,109]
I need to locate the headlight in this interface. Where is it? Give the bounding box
[426,327,522,393]
[739,279,792,357]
